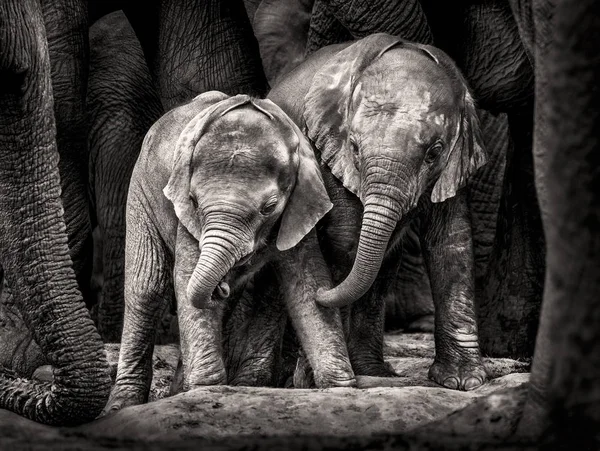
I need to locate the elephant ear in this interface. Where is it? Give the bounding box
[163,91,254,241]
[431,92,487,203]
[303,33,404,199]
[256,100,333,251]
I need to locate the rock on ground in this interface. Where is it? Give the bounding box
[1,333,531,450]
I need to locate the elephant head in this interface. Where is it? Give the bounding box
[304,33,487,308]
[164,92,332,309]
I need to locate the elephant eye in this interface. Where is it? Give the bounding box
[350,139,359,155]
[189,192,198,208]
[425,141,444,164]
[350,139,360,169]
[260,197,278,216]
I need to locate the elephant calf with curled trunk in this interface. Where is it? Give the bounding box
[105,91,355,412]
[269,33,488,391]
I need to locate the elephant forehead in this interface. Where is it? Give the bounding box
[212,107,299,149]
[353,97,451,146]
[199,112,296,165]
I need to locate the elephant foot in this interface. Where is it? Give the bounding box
[352,359,399,378]
[428,356,487,391]
[405,314,435,333]
[180,352,227,391]
[314,363,357,388]
[101,384,148,417]
[228,366,275,387]
[292,355,357,388]
[170,357,227,395]
[292,355,314,388]
[184,368,227,390]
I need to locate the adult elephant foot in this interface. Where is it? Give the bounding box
[352,358,399,378]
[404,314,435,333]
[428,353,487,391]
[348,332,399,378]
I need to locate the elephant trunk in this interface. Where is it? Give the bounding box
[316,194,401,307]
[187,230,241,309]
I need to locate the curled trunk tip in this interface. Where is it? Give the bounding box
[316,200,400,308]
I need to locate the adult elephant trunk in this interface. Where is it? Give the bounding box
[317,195,401,307]
[0,0,110,425]
[186,229,242,309]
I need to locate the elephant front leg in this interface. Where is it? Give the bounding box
[104,219,172,414]
[421,194,487,391]
[173,225,226,390]
[277,231,356,388]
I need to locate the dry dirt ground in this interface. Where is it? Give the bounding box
[0,333,532,450]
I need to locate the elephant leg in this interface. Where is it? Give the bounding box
[277,231,356,388]
[104,203,172,413]
[517,0,600,441]
[305,0,353,56]
[346,286,397,378]
[384,220,434,333]
[0,0,110,425]
[174,224,226,389]
[421,193,487,391]
[309,0,432,49]
[96,225,126,342]
[88,11,164,342]
[124,0,268,111]
[223,269,287,387]
[41,0,93,299]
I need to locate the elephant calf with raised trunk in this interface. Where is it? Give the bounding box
[106,91,355,412]
[269,33,488,391]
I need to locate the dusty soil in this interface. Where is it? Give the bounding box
[1,333,531,450]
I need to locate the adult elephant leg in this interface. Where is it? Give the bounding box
[223,269,287,387]
[88,11,163,342]
[468,110,509,282]
[313,0,432,44]
[253,0,315,84]
[517,0,600,443]
[124,0,268,110]
[0,0,110,425]
[383,221,434,333]
[477,108,545,358]
[41,0,93,302]
[305,1,352,55]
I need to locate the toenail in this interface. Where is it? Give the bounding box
[463,377,482,391]
[443,377,459,389]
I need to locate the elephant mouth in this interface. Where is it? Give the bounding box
[233,252,254,268]
[213,280,231,300]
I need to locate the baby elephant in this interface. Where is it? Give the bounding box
[269,33,488,390]
[105,91,355,412]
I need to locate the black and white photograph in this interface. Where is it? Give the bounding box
[0,0,598,449]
